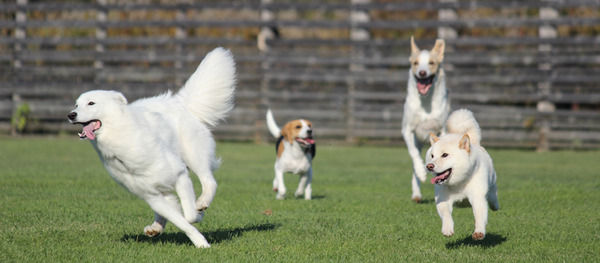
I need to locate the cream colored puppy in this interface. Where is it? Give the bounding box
[425,109,499,240]
[266,109,315,200]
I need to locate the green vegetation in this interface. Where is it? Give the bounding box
[10,103,31,134]
[0,137,598,262]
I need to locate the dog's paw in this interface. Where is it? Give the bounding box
[441,227,454,237]
[144,223,164,237]
[276,193,285,200]
[196,200,209,212]
[415,169,427,182]
[472,232,485,240]
[187,210,205,223]
[196,242,211,249]
[294,191,303,198]
[411,196,422,203]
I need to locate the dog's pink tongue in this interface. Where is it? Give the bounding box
[82,121,99,140]
[430,170,449,184]
[430,175,442,184]
[417,82,431,95]
[305,138,315,144]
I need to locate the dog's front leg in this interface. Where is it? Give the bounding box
[436,197,454,237]
[296,168,312,200]
[144,212,167,237]
[402,129,427,183]
[146,195,210,248]
[469,195,488,240]
[274,167,286,200]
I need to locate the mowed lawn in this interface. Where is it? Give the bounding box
[0,137,598,262]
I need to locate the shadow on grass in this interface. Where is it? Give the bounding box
[302,195,326,200]
[415,198,434,204]
[445,233,507,249]
[121,222,279,247]
[454,199,472,208]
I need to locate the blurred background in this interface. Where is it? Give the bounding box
[1,0,599,150]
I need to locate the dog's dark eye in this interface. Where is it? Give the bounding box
[431,154,434,158]
[429,61,434,65]
[413,62,418,66]
[442,153,448,158]
[296,125,301,129]
[88,101,95,106]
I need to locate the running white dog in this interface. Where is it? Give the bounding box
[425,109,499,240]
[266,109,315,200]
[67,47,236,248]
[401,36,449,202]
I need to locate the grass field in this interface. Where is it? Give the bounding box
[1,136,599,262]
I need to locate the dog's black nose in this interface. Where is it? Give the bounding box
[67,112,77,121]
[426,163,435,171]
[419,70,427,77]
[307,130,312,136]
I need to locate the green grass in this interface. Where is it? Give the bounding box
[1,137,599,262]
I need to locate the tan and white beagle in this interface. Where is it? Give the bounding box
[266,109,315,200]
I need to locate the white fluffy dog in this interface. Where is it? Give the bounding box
[67,47,236,248]
[401,36,449,202]
[425,109,499,240]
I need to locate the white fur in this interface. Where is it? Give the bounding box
[402,39,450,202]
[425,109,499,240]
[266,109,314,200]
[266,109,281,138]
[68,47,236,248]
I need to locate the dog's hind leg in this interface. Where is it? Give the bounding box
[179,132,218,212]
[487,180,500,211]
[146,195,211,248]
[176,172,204,223]
[193,166,217,212]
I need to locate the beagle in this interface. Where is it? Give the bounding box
[266,109,315,200]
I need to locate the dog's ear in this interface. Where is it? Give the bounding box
[281,123,294,144]
[432,39,445,63]
[410,36,420,56]
[111,91,128,105]
[459,134,470,153]
[429,132,439,145]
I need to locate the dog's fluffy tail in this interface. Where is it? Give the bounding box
[446,109,481,145]
[176,47,236,127]
[266,109,281,138]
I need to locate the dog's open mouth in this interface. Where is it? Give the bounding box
[75,120,102,140]
[415,74,435,95]
[295,137,315,146]
[431,168,452,184]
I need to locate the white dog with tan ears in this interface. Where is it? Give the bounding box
[67,47,236,248]
[402,36,449,203]
[425,109,499,240]
[266,109,315,200]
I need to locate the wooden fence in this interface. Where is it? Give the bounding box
[1,0,599,149]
